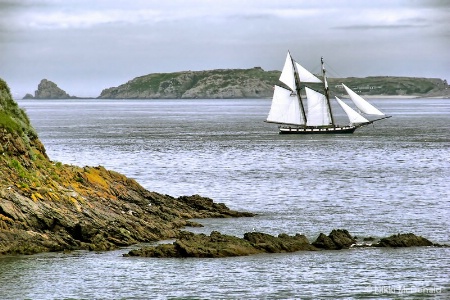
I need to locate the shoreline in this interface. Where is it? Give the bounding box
[15,94,450,101]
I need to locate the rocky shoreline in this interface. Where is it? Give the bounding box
[124,229,442,258]
[2,78,257,255]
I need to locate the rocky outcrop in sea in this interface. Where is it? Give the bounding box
[125,230,441,258]
[23,79,76,99]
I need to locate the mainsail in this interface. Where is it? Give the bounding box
[266,85,304,125]
[305,87,331,126]
[342,84,385,116]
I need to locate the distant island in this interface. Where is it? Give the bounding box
[23,79,79,99]
[24,68,450,99]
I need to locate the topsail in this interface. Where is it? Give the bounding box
[279,52,322,91]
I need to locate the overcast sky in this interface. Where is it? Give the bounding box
[1,0,449,98]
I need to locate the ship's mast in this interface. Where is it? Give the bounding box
[291,54,307,124]
[321,57,335,126]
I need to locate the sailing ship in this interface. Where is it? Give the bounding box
[266,52,391,134]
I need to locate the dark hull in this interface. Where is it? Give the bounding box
[279,126,357,134]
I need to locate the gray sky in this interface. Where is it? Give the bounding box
[1,0,449,98]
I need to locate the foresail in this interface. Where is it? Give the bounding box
[295,62,322,83]
[342,84,385,116]
[335,96,369,124]
[305,87,331,126]
[279,52,296,91]
[267,85,304,125]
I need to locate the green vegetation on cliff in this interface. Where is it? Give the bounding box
[0,79,35,136]
[99,67,280,99]
[98,68,449,99]
[325,76,448,96]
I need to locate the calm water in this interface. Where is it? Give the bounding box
[1,98,449,299]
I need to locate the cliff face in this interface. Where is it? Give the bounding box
[0,78,253,255]
[98,68,450,99]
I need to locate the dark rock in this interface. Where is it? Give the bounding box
[22,93,34,99]
[33,79,74,99]
[125,229,446,258]
[312,233,337,250]
[244,232,316,252]
[125,231,318,258]
[329,229,356,249]
[126,231,262,258]
[184,220,204,227]
[176,195,255,218]
[375,233,434,247]
[313,229,357,250]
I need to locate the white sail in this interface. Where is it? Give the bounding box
[279,52,296,91]
[305,87,331,126]
[279,52,322,91]
[342,84,385,116]
[335,96,369,124]
[295,62,322,83]
[267,85,304,125]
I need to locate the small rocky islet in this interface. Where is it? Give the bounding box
[0,78,445,256]
[23,79,77,99]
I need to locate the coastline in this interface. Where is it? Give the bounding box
[15,94,450,101]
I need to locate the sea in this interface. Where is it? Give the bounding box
[1,97,449,299]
